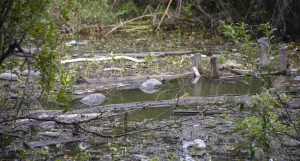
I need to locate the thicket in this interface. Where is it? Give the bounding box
[49,0,300,39]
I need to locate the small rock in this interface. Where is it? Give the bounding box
[234,53,241,57]
[83,54,91,57]
[232,49,238,52]
[139,79,163,94]
[0,73,18,81]
[80,93,106,106]
[192,139,206,149]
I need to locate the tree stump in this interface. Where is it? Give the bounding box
[193,54,203,74]
[259,44,268,69]
[210,57,219,79]
[278,45,287,75]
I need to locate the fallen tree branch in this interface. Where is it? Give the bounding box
[61,56,145,64]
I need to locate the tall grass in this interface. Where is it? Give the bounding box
[49,0,115,34]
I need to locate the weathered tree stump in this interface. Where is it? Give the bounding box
[259,44,268,69]
[210,57,219,79]
[278,45,288,75]
[193,54,203,74]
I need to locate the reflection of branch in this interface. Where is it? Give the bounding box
[80,105,209,138]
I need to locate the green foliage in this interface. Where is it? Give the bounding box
[116,1,141,18]
[219,21,293,160]
[72,152,91,161]
[232,88,287,160]
[217,21,254,56]
[56,68,75,108]
[36,49,59,92]
[0,1,74,155]
[218,55,226,64]
[250,3,267,21]
[182,3,195,18]
[0,134,12,152]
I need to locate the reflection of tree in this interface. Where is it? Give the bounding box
[193,77,203,96]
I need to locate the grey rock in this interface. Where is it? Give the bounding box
[139,79,162,93]
[80,93,106,106]
[294,76,300,81]
[83,54,91,57]
[72,54,79,57]
[0,73,18,81]
[21,70,41,77]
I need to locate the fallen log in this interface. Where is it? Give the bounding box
[76,51,194,57]
[230,69,253,75]
[164,51,193,55]
[71,95,253,113]
[74,71,194,85]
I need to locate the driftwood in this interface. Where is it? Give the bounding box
[191,66,201,77]
[61,56,145,64]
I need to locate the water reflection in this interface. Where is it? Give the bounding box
[103,77,261,105]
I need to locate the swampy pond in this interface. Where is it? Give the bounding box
[4,31,300,161]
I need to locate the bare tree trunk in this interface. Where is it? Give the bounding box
[217,0,230,19]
